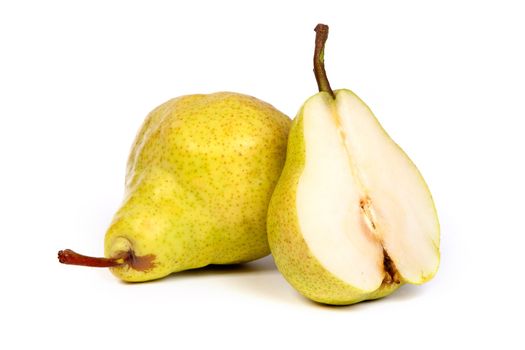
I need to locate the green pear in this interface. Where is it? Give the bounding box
[267,24,440,305]
[59,92,291,282]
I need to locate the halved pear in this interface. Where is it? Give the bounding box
[267,24,439,305]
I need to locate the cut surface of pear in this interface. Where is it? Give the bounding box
[297,90,439,292]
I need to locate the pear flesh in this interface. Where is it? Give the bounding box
[268,90,440,304]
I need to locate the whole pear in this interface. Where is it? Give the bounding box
[267,25,440,305]
[59,92,291,282]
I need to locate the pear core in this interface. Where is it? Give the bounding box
[296,90,440,292]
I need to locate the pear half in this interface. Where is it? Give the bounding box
[267,24,440,305]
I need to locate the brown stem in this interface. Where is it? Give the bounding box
[313,23,334,98]
[58,249,126,268]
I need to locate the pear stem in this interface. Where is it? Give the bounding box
[313,23,335,98]
[58,249,126,268]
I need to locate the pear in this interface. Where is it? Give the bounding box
[267,24,440,305]
[59,92,291,282]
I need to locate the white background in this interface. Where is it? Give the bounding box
[1,0,524,349]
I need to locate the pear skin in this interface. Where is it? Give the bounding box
[60,92,291,282]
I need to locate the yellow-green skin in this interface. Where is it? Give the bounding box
[267,91,401,305]
[105,92,291,282]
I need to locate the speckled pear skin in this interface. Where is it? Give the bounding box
[267,95,400,305]
[105,92,291,282]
